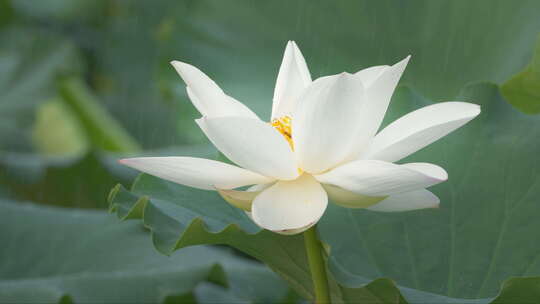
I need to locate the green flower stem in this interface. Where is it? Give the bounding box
[58,77,141,153]
[304,225,331,303]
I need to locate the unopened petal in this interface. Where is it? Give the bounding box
[217,189,259,211]
[364,102,481,162]
[293,73,365,173]
[251,174,328,233]
[216,183,272,211]
[272,41,312,119]
[197,116,299,180]
[171,61,258,119]
[119,157,272,190]
[323,184,385,208]
[315,160,447,196]
[367,189,440,212]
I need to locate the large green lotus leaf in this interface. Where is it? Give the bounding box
[109,179,315,300]
[0,199,291,304]
[340,275,540,304]
[110,175,433,302]
[109,166,540,301]
[319,82,540,301]
[337,278,408,304]
[490,277,540,304]
[501,36,540,114]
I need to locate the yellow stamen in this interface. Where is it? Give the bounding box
[271,116,293,149]
[271,116,303,175]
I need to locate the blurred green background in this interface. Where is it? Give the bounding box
[2,0,540,208]
[1,0,540,303]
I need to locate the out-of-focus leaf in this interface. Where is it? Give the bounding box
[320,82,540,301]
[501,36,540,114]
[0,21,138,155]
[0,24,141,209]
[193,283,248,304]
[10,0,106,23]
[0,26,82,114]
[0,144,215,209]
[0,152,132,208]
[0,199,291,304]
[0,0,13,27]
[0,26,82,151]
[83,1,202,148]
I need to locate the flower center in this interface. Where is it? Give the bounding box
[271,115,293,149]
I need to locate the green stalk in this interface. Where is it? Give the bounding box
[58,77,141,153]
[304,225,331,303]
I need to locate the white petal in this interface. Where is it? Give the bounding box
[354,65,389,88]
[401,162,448,180]
[118,157,272,190]
[171,61,258,119]
[367,189,440,212]
[273,222,316,235]
[196,116,299,180]
[323,184,385,208]
[293,73,365,173]
[364,102,481,162]
[271,41,312,119]
[349,56,410,157]
[251,174,328,233]
[248,183,273,192]
[245,210,315,235]
[314,160,447,196]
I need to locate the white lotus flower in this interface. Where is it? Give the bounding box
[119,41,480,235]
